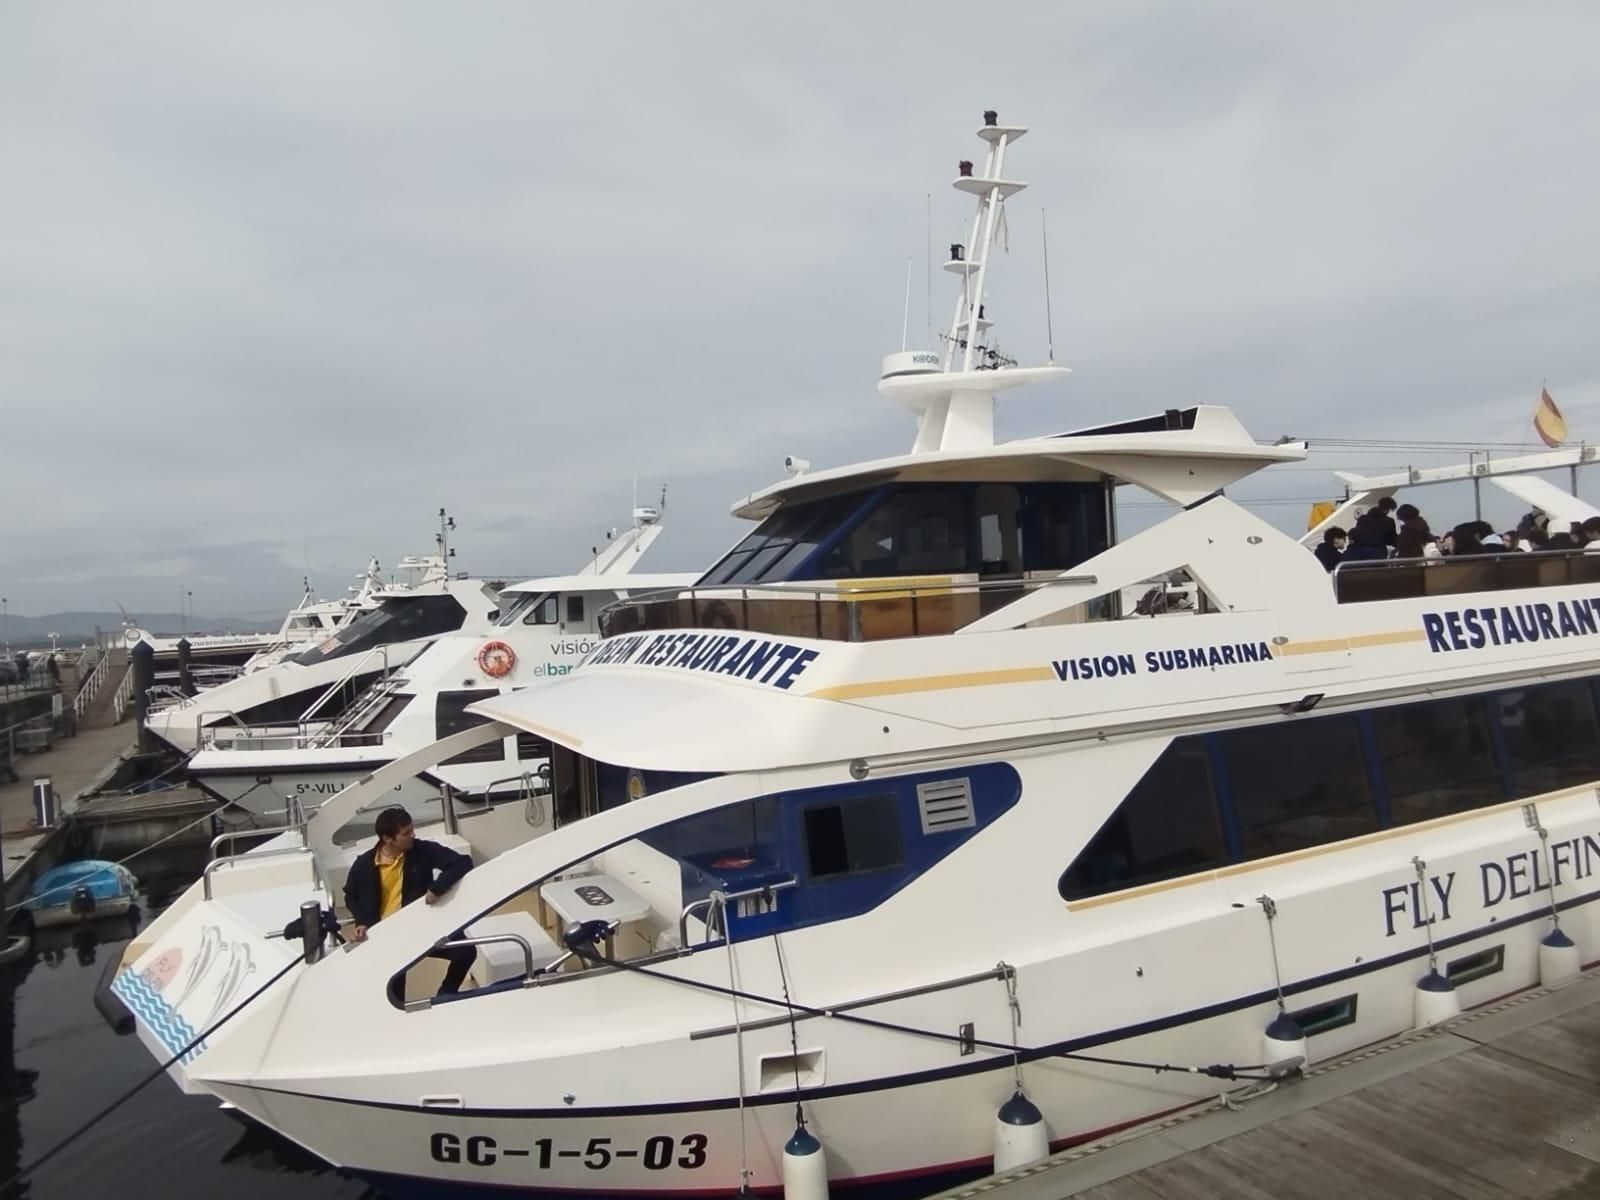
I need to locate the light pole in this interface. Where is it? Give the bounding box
[2,596,8,655]
[187,590,194,634]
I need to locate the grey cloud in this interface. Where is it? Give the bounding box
[4,1,1600,616]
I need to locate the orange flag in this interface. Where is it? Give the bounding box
[1533,386,1568,448]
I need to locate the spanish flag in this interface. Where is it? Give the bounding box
[1534,386,1568,448]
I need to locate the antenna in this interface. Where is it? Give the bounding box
[925,192,933,343]
[1041,208,1056,366]
[900,258,913,351]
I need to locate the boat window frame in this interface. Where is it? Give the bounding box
[1059,673,1600,904]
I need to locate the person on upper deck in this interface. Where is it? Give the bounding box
[1449,522,1491,556]
[1580,517,1600,550]
[1313,527,1347,572]
[344,806,476,997]
[1395,504,1432,559]
[1518,510,1551,546]
[1344,497,1398,562]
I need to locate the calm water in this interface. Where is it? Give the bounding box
[1,855,377,1200]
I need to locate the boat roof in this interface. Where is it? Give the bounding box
[499,571,699,595]
[731,405,1306,519]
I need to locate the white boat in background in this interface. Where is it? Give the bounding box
[111,112,1600,1200]
[144,555,498,757]
[183,498,688,828]
[238,562,389,675]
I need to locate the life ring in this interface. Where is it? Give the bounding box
[476,640,516,678]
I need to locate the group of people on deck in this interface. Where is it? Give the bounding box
[1313,498,1600,572]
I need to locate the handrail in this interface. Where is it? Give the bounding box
[598,572,1101,643]
[113,667,136,723]
[298,645,391,728]
[305,672,404,748]
[1332,545,1600,605]
[210,822,305,860]
[433,933,533,979]
[677,878,797,949]
[202,845,318,899]
[72,648,108,720]
[0,712,51,740]
[196,708,254,748]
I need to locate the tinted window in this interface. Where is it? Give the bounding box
[522,595,559,625]
[515,731,551,762]
[1499,681,1600,797]
[435,689,505,765]
[815,489,969,579]
[1376,695,1503,825]
[1059,740,1225,900]
[566,594,585,624]
[1023,482,1110,572]
[292,595,466,664]
[803,794,902,879]
[699,493,865,587]
[1226,716,1377,858]
[494,593,538,627]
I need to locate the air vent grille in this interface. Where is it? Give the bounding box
[916,778,975,835]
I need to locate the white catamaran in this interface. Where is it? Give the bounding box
[110,114,1600,1200]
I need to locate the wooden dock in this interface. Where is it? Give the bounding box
[1,720,133,906]
[933,975,1600,1200]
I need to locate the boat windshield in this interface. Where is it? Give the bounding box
[289,594,467,665]
[494,592,557,627]
[697,480,1111,587]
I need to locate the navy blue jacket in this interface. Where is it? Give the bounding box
[343,838,472,928]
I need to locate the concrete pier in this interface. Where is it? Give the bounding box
[931,973,1600,1200]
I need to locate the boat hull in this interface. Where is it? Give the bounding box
[29,895,137,928]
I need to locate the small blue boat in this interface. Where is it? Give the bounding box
[24,860,139,928]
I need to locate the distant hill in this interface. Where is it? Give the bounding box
[2,611,280,647]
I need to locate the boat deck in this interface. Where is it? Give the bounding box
[933,972,1600,1200]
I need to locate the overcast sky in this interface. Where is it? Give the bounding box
[4,2,1599,619]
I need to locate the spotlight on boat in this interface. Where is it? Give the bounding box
[849,758,869,781]
[958,160,974,178]
[983,109,999,127]
[1280,693,1324,715]
[785,456,811,477]
[950,242,964,261]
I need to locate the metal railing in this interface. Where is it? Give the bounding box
[195,661,399,755]
[112,667,136,724]
[1332,546,1600,604]
[598,574,1102,643]
[72,648,109,721]
[434,933,535,978]
[477,771,552,829]
[678,879,798,949]
[202,844,320,899]
[298,645,392,727]
[0,712,54,774]
[305,674,403,749]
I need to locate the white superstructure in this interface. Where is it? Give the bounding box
[111,115,1600,1200]
[238,562,388,675]
[179,500,686,827]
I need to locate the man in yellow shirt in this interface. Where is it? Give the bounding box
[343,806,475,995]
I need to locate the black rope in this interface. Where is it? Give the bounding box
[771,932,806,1129]
[570,937,1280,1084]
[2,954,304,1194]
